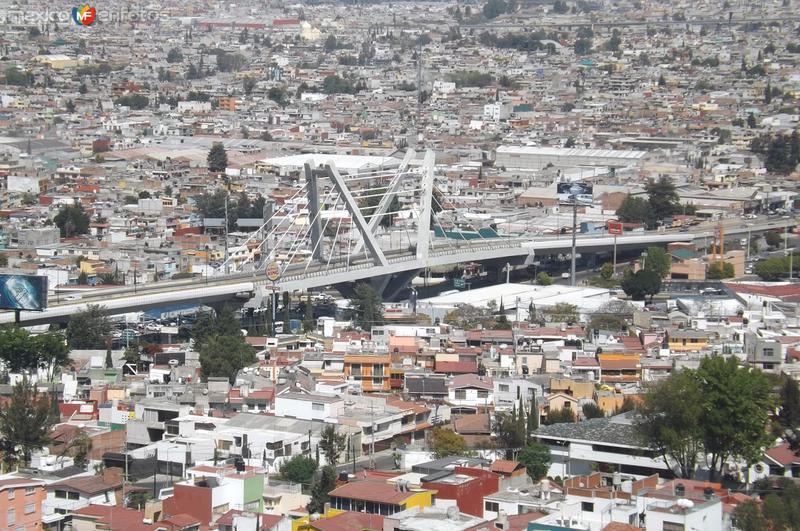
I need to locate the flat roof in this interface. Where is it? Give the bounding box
[496,145,646,160]
[261,154,400,171]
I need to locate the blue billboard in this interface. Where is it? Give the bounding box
[0,275,48,311]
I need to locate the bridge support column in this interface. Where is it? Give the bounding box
[305,162,324,262]
[325,163,388,267]
[416,151,436,263]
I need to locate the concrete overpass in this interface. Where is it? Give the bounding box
[1,217,791,327]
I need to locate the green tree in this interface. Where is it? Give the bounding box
[194,188,228,219]
[643,246,670,278]
[777,377,800,454]
[54,202,91,238]
[34,331,71,381]
[66,305,111,349]
[600,262,614,281]
[645,176,681,223]
[323,35,337,53]
[192,307,243,351]
[443,304,490,329]
[747,113,757,128]
[350,283,383,330]
[431,428,468,458]
[307,464,337,514]
[279,454,318,485]
[621,269,662,301]
[242,76,256,95]
[587,314,626,335]
[545,303,578,325]
[0,379,55,465]
[574,38,592,55]
[166,47,183,63]
[636,369,704,478]
[764,231,782,249]
[616,195,655,228]
[4,66,33,86]
[483,0,508,19]
[754,255,790,281]
[536,272,553,285]
[732,500,768,531]
[318,424,346,466]
[0,255,7,267]
[115,94,149,110]
[303,292,315,332]
[267,86,287,105]
[494,407,526,458]
[697,356,774,481]
[582,403,605,419]
[707,261,735,279]
[518,442,551,480]
[198,334,255,384]
[544,408,575,425]
[207,142,228,173]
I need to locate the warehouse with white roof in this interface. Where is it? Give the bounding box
[495,145,647,170]
[416,283,613,322]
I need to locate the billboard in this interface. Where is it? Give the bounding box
[607,220,623,236]
[556,182,593,205]
[0,275,48,311]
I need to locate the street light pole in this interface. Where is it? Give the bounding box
[569,187,579,287]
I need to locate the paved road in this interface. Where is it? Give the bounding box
[335,448,399,475]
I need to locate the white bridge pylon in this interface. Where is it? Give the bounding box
[221,149,517,292]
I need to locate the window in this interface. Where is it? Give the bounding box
[6,508,13,526]
[762,348,774,357]
[68,492,79,500]
[312,402,325,412]
[477,390,489,399]
[7,489,13,500]
[24,504,34,515]
[372,364,383,374]
[373,377,382,386]
[455,390,466,400]
[499,384,509,392]
[55,490,67,499]
[485,501,499,513]
[25,487,34,496]
[662,522,685,531]
[581,501,594,512]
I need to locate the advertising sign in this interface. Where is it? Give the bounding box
[556,182,593,205]
[0,275,48,311]
[266,261,281,282]
[607,220,623,236]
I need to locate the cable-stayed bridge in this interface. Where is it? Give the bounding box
[1,150,794,325]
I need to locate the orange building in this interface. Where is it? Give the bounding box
[0,479,46,529]
[343,354,391,392]
[597,352,641,383]
[217,97,237,112]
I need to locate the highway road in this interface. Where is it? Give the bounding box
[1,217,794,326]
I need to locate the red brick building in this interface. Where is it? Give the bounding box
[421,466,500,517]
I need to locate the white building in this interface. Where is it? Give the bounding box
[274,392,344,422]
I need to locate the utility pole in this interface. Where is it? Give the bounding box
[415,42,423,128]
[369,401,375,469]
[570,194,578,287]
[786,221,792,280]
[224,192,229,275]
